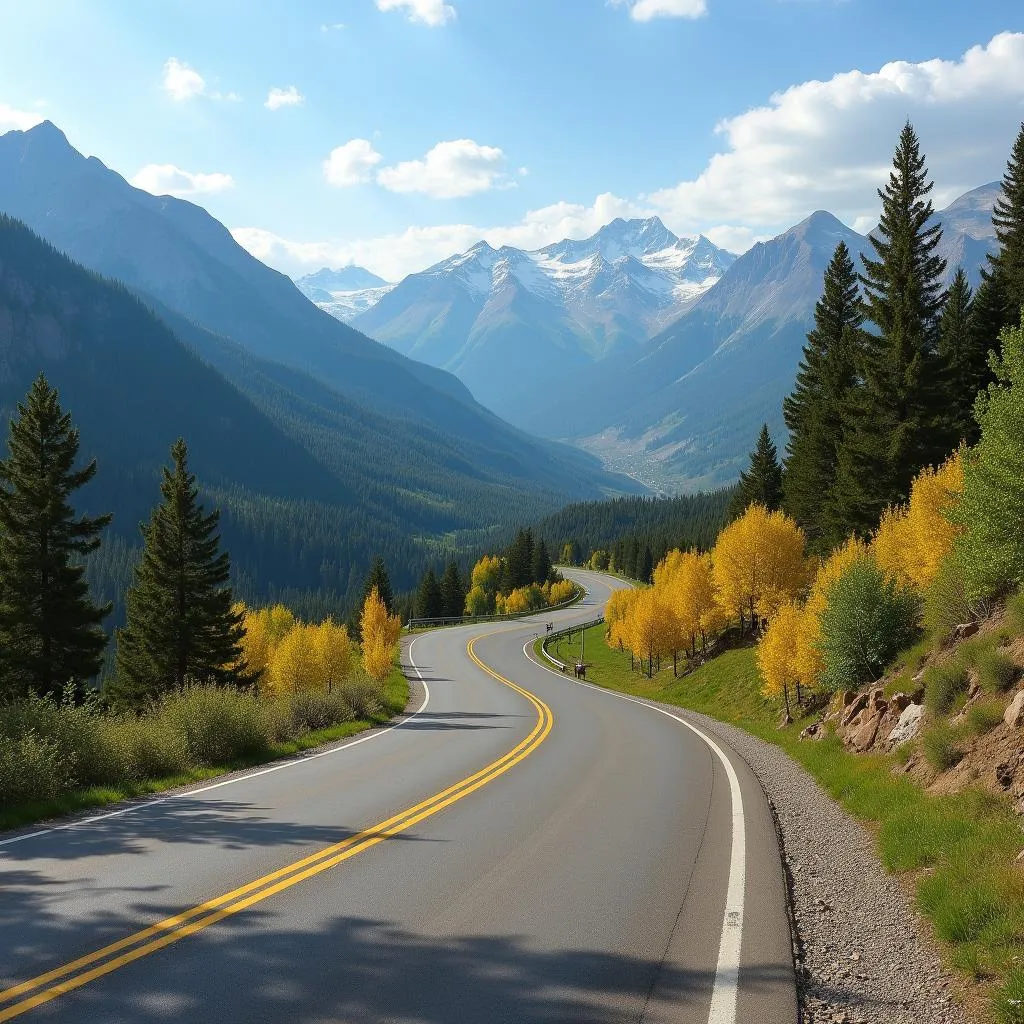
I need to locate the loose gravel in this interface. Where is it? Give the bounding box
[645,700,972,1024]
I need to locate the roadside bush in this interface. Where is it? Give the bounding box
[922,722,965,773]
[160,687,273,766]
[817,556,920,691]
[340,673,384,720]
[286,688,355,734]
[924,663,970,717]
[0,731,75,805]
[975,647,1018,694]
[104,716,192,780]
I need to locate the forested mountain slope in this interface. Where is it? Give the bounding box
[0,121,630,505]
[0,216,630,624]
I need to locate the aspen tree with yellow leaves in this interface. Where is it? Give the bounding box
[311,619,352,692]
[872,451,964,591]
[757,600,805,720]
[267,623,321,695]
[361,585,402,683]
[711,504,807,633]
[605,588,636,651]
[621,587,675,677]
[237,603,297,686]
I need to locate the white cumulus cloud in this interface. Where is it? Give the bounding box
[647,31,1024,238]
[0,103,44,132]
[131,164,235,198]
[162,58,206,101]
[612,0,707,21]
[376,139,508,198]
[376,0,456,27]
[232,193,651,281]
[323,139,383,187]
[236,32,1024,282]
[265,86,304,110]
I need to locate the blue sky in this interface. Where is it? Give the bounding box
[0,1,1021,279]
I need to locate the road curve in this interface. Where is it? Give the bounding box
[0,569,796,1023]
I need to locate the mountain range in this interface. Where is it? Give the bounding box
[0,122,639,612]
[318,183,998,491]
[342,219,735,421]
[296,266,396,321]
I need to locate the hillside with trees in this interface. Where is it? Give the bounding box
[577,121,1024,1019]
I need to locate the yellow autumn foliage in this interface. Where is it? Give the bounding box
[872,452,964,591]
[757,600,805,716]
[711,504,807,625]
[361,585,402,682]
[547,579,576,605]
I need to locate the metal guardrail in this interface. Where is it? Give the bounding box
[406,584,583,630]
[540,616,605,671]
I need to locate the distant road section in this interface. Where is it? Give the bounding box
[0,569,795,1023]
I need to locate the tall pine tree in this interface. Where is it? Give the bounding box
[0,375,111,700]
[531,537,552,585]
[782,242,861,548]
[440,560,465,619]
[937,267,985,445]
[730,424,784,520]
[362,557,393,613]
[113,439,247,704]
[987,122,1024,326]
[415,567,444,620]
[832,121,947,536]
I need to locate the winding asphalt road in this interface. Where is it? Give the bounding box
[0,569,796,1023]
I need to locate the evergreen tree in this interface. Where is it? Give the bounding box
[832,122,947,536]
[414,567,444,620]
[506,528,535,589]
[362,557,393,613]
[638,546,654,585]
[112,439,247,704]
[730,425,784,520]
[531,537,552,585]
[782,242,861,549]
[986,122,1024,325]
[937,268,984,445]
[0,375,112,700]
[440,560,465,619]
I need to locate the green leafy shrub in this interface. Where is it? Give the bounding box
[975,647,1018,693]
[949,315,1024,602]
[286,688,355,734]
[924,662,970,716]
[817,556,920,691]
[340,673,385,720]
[0,731,75,804]
[922,722,965,773]
[160,687,273,766]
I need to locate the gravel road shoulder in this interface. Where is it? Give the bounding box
[640,697,972,1024]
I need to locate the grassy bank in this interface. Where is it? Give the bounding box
[0,667,408,833]
[544,624,1024,1023]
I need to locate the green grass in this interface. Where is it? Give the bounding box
[0,665,409,833]
[548,623,1024,1022]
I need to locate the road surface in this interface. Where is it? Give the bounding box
[0,569,796,1023]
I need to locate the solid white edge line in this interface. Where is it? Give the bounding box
[524,593,746,1024]
[0,639,433,849]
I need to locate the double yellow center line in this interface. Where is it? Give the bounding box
[0,631,553,1021]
